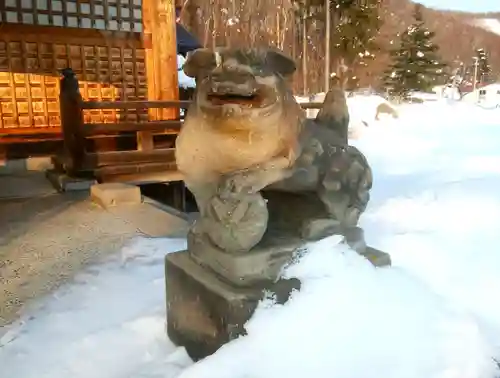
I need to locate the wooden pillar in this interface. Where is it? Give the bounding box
[59,68,85,175]
[142,0,179,150]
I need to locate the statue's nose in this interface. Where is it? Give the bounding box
[211,71,255,85]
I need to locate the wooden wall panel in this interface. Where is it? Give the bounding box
[0,25,148,132]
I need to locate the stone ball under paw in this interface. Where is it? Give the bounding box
[204,192,269,254]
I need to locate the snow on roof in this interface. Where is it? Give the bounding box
[480,82,500,90]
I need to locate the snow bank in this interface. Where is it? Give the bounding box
[347,94,396,128]
[0,237,189,378]
[355,101,500,357]
[179,236,497,378]
[297,91,396,131]
[410,91,439,101]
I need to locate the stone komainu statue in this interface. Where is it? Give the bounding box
[175,47,373,255]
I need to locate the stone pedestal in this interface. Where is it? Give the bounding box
[165,250,300,361]
[166,238,391,361]
[187,230,303,287]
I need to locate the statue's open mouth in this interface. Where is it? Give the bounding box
[206,91,263,107]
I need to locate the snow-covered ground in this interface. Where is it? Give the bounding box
[473,18,500,36]
[2,99,500,378]
[177,55,195,89]
[296,92,394,127]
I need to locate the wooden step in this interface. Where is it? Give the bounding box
[98,170,183,185]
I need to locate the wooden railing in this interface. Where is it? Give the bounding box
[300,102,323,109]
[58,67,325,184]
[58,68,188,183]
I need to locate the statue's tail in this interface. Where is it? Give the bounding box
[314,82,350,143]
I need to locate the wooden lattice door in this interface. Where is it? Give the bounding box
[0,0,149,134]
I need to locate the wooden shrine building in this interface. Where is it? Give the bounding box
[0,0,199,142]
[0,1,203,190]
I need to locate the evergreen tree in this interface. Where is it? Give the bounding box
[475,48,491,85]
[332,0,382,89]
[383,4,446,98]
[301,0,382,90]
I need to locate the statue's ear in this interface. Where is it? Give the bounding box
[183,48,218,78]
[264,49,297,77]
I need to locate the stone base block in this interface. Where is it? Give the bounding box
[90,182,142,208]
[187,227,390,288]
[46,169,97,192]
[0,156,53,174]
[165,250,300,361]
[361,246,392,267]
[188,231,302,288]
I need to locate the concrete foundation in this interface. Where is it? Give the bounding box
[46,169,97,192]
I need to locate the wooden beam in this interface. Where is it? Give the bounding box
[143,0,157,122]
[81,100,322,111]
[94,161,177,177]
[0,135,63,144]
[98,170,183,185]
[0,127,62,136]
[81,100,190,110]
[83,148,176,168]
[82,120,182,136]
[154,0,179,121]
[0,23,144,48]
[142,0,179,152]
[300,102,324,109]
[142,0,158,151]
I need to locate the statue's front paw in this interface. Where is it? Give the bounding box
[219,170,253,198]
